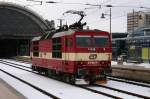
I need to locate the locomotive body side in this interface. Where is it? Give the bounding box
[31,29,112,84]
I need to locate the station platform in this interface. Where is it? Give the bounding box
[112,64,150,71]
[0,78,26,99]
[111,62,150,83]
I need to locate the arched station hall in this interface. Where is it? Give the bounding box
[0,2,50,57]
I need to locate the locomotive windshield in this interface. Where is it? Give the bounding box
[76,35,91,47]
[76,35,109,48]
[93,36,108,47]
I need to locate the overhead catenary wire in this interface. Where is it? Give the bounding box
[24,0,150,32]
[101,0,112,5]
[88,14,126,24]
[25,0,150,9]
[137,0,142,7]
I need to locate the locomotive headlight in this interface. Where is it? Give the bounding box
[80,62,83,65]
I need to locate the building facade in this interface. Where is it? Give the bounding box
[127,11,150,32]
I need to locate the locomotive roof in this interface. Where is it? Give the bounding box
[75,29,106,33]
[52,29,107,38]
[52,29,75,38]
[32,29,108,40]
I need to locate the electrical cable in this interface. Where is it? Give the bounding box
[25,0,150,10]
[88,14,126,24]
[101,0,112,5]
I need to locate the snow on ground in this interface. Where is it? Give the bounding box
[112,61,150,68]
[1,59,150,98]
[103,80,150,97]
[0,63,111,99]
[0,72,51,99]
[88,86,141,99]
[111,61,118,65]
[2,59,31,68]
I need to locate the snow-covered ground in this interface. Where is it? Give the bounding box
[2,59,31,68]
[0,62,111,99]
[1,59,150,99]
[104,80,150,97]
[88,86,141,99]
[0,71,51,99]
[112,61,150,68]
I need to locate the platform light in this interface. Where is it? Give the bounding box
[101,8,112,40]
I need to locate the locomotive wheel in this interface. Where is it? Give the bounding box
[89,78,95,85]
[47,69,55,77]
[70,75,75,84]
[44,69,48,76]
[62,74,70,83]
[62,74,75,84]
[31,65,36,71]
[66,76,70,83]
[38,68,42,74]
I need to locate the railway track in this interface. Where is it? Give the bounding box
[0,69,60,99]
[8,58,150,87]
[9,58,31,64]
[107,75,150,88]
[2,59,150,88]
[1,59,150,99]
[93,84,150,99]
[0,59,31,69]
[0,60,120,99]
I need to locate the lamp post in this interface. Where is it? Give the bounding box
[101,8,112,40]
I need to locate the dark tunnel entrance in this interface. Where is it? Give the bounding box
[0,39,30,58]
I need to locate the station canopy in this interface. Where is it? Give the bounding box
[0,2,50,39]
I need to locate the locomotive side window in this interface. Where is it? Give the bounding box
[76,35,91,48]
[33,52,39,56]
[32,41,39,57]
[93,36,109,47]
[52,37,62,58]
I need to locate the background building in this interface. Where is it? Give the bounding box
[127,11,150,62]
[127,11,150,33]
[112,33,128,60]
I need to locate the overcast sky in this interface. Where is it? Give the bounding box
[1,0,150,32]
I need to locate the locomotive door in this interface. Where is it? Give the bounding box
[52,37,62,71]
[64,37,73,68]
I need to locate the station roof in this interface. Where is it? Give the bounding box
[0,2,50,39]
[112,32,128,38]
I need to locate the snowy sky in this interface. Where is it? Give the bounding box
[1,0,150,32]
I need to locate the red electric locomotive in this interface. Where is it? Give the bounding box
[30,11,112,84]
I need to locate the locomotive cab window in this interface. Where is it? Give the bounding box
[93,36,109,47]
[76,35,91,48]
[52,37,62,58]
